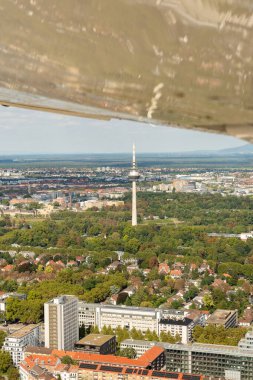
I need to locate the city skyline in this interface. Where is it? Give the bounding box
[0,107,246,154]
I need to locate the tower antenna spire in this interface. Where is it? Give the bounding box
[129,144,140,226]
[133,143,136,168]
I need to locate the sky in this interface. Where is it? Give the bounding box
[0,107,246,154]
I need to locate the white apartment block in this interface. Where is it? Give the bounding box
[159,317,195,344]
[3,324,40,365]
[78,303,200,343]
[44,295,79,351]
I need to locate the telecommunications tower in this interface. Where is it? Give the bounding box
[129,144,140,226]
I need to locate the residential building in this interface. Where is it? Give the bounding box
[170,269,182,279]
[19,351,203,380]
[75,334,117,355]
[159,317,195,344]
[44,295,79,350]
[3,324,40,365]
[158,263,170,275]
[239,307,253,327]
[207,309,238,328]
[82,200,124,211]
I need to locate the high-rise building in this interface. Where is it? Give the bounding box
[44,295,79,350]
[128,144,140,226]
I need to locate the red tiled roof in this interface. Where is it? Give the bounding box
[2,264,14,271]
[170,269,182,276]
[52,346,164,368]
[23,354,59,368]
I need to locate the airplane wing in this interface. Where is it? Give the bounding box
[0,0,252,140]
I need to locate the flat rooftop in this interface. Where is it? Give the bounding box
[77,334,115,346]
[8,324,39,339]
[159,318,193,326]
[207,309,236,323]
[47,295,76,305]
[121,339,253,357]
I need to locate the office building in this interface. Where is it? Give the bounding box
[78,303,162,333]
[78,303,200,343]
[75,334,117,354]
[121,330,253,380]
[3,324,40,365]
[44,295,78,350]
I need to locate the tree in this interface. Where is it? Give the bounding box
[183,286,198,302]
[115,326,130,343]
[79,324,87,339]
[61,355,76,365]
[15,203,24,213]
[91,325,100,334]
[130,327,144,340]
[160,331,181,343]
[170,299,184,309]
[192,325,247,346]
[117,347,137,359]
[148,256,159,269]
[0,331,7,349]
[124,238,140,254]
[0,350,12,372]
[203,294,214,309]
[7,366,19,380]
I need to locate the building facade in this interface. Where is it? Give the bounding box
[78,303,200,344]
[159,317,195,344]
[44,295,79,350]
[3,324,40,365]
[121,332,253,380]
[19,353,203,380]
[78,303,162,333]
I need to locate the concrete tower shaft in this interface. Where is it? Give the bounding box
[129,144,140,226]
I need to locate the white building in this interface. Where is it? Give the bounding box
[3,324,40,365]
[78,303,200,343]
[44,295,79,351]
[79,303,162,333]
[159,317,195,344]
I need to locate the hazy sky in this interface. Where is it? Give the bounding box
[0,107,245,154]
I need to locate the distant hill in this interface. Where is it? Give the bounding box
[217,144,253,155]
